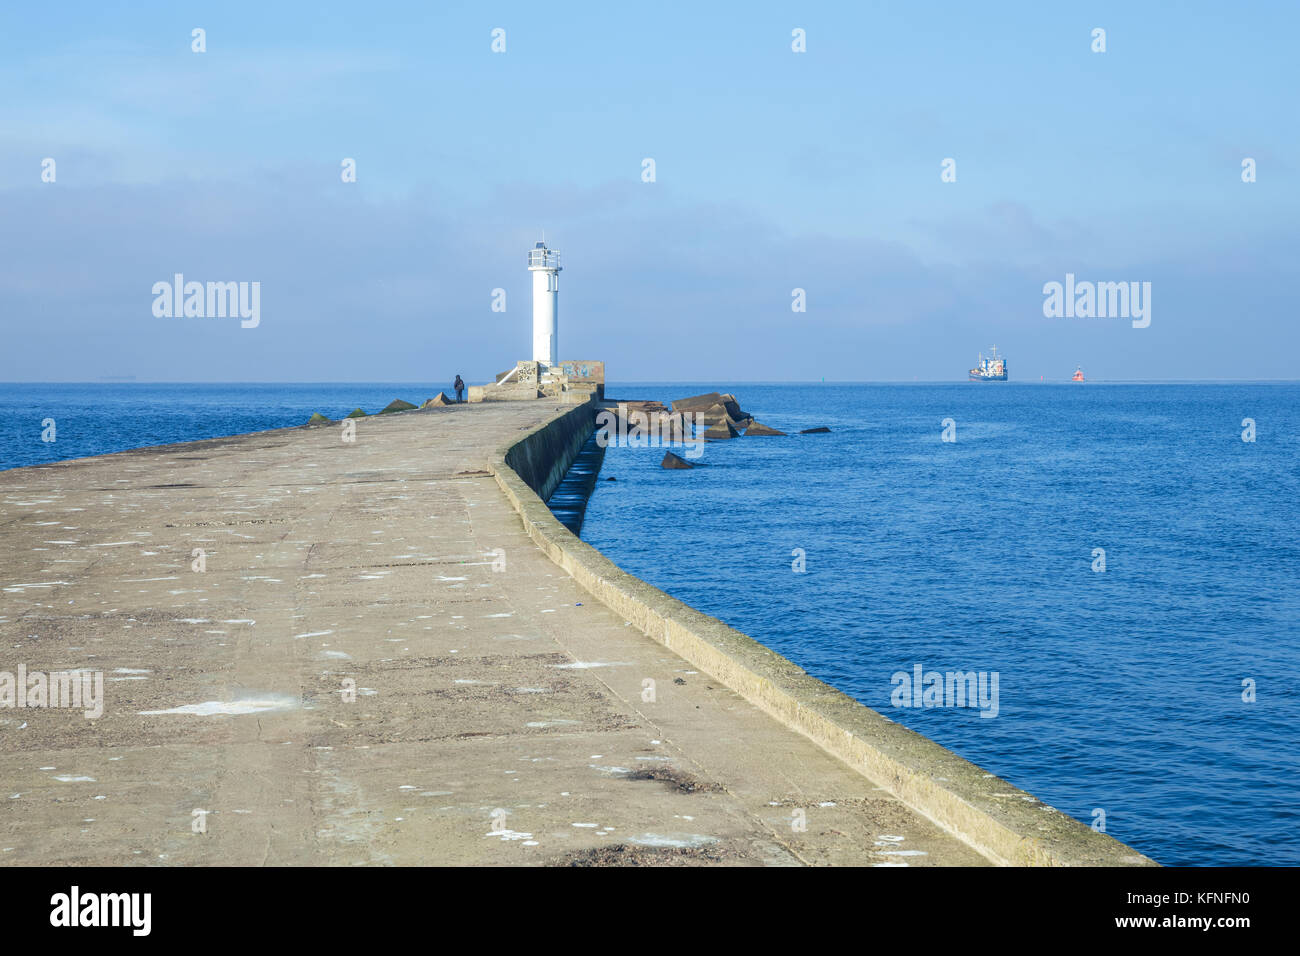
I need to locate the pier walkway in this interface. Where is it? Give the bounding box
[0,402,986,865]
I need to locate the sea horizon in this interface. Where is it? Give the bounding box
[5,379,1300,385]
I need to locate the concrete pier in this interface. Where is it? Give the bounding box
[0,402,1151,866]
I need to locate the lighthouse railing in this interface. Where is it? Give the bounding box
[527,249,561,269]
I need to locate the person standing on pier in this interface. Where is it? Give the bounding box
[454,374,465,403]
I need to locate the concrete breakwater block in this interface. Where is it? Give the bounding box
[615,401,669,421]
[423,393,454,407]
[307,412,332,424]
[380,399,418,414]
[673,392,753,428]
[615,403,688,439]
[719,395,746,420]
[667,389,786,435]
[345,408,368,418]
[661,451,696,469]
[703,420,740,440]
[673,389,743,412]
[800,426,831,434]
[670,391,726,413]
[696,402,736,425]
[614,401,670,427]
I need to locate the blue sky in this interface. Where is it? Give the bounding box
[1,1,1295,382]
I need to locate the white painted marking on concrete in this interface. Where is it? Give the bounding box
[140,695,298,716]
[485,829,533,841]
[628,833,718,848]
[552,661,629,670]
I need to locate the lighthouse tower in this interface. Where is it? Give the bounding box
[527,240,561,366]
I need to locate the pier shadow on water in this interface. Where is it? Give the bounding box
[545,428,607,535]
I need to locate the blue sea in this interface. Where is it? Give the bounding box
[0,383,451,470]
[579,382,1300,867]
[2,381,1296,866]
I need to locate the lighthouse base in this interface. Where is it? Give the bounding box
[468,359,604,404]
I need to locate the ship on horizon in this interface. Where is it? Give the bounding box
[1072,365,1085,382]
[969,346,1008,382]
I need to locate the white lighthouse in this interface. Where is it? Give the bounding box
[527,240,561,365]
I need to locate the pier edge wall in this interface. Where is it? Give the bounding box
[492,404,1158,867]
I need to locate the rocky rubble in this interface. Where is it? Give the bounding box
[647,391,827,468]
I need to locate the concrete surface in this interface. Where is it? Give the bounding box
[0,402,989,866]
